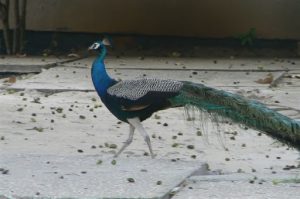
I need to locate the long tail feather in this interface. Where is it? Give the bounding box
[170,81,300,150]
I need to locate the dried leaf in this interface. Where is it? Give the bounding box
[255,73,273,84]
[7,76,16,83]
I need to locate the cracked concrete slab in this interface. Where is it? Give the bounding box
[64,57,300,71]
[0,55,299,199]
[0,57,68,66]
[0,154,202,199]
[0,90,298,174]
[172,173,300,199]
[3,65,285,91]
[0,56,82,74]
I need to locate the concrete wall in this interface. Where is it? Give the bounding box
[3,0,300,39]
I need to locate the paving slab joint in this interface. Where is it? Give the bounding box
[163,163,210,199]
[43,56,87,70]
[269,71,288,88]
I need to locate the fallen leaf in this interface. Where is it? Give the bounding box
[4,76,17,84]
[16,53,27,57]
[255,73,273,84]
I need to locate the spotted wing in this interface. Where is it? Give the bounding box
[107,78,183,109]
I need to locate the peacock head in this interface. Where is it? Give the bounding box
[88,38,111,52]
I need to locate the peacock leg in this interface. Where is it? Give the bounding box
[127,117,155,158]
[114,124,135,158]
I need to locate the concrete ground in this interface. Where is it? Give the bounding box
[0,55,299,199]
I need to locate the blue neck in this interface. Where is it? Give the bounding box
[91,47,113,97]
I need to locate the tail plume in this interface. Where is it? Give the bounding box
[170,81,300,150]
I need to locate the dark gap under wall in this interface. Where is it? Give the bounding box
[0,31,298,57]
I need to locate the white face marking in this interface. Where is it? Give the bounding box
[89,42,101,50]
[92,43,100,49]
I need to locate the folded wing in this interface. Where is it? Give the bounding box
[107,78,183,110]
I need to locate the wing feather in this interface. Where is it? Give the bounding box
[107,78,183,107]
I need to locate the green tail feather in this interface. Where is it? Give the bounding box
[169,81,300,150]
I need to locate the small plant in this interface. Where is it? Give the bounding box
[237,28,256,46]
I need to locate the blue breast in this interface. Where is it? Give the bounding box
[91,49,114,98]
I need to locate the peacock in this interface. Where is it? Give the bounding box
[89,38,300,158]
